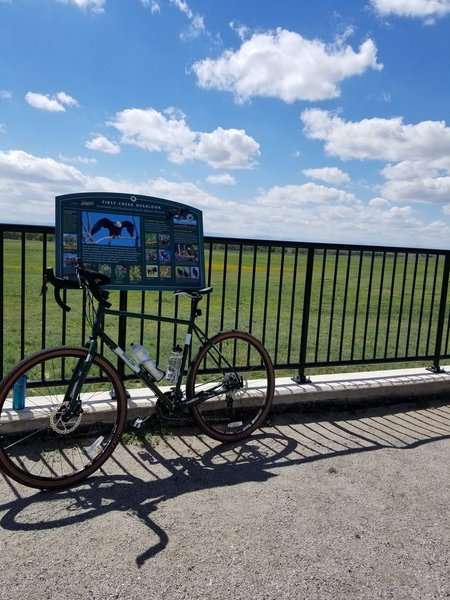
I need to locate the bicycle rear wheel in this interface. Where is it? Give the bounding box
[186,331,274,442]
[0,346,127,490]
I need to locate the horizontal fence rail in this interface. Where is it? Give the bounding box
[2,223,450,385]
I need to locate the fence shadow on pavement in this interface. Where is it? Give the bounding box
[0,400,449,567]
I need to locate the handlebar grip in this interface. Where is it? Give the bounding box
[44,268,79,312]
[44,266,112,310]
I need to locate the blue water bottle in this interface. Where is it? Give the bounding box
[13,375,27,410]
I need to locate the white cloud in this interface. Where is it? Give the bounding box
[206,173,236,185]
[141,0,160,14]
[195,128,259,169]
[0,90,12,100]
[192,28,382,103]
[369,197,391,208]
[381,160,450,202]
[59,154,98,164]
[56,0,106,14]
[301,109,450,161]
[85,135,120,154]
[303,167,350,185]
[229,21,250,41]
[25,91,79,112]
[1,148,450,248]
[171,0,192,16]
[170,0,205,39]
[55,91,78,107]
[371,0,450,23]
[107,107,259,168]
[0,149,220,224]
[301,109,450,205]
[255,183,358,209]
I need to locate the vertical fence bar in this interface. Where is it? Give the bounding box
[384,252,398,359]
[339,251,351,362]
[274,247,285,364]
[248,245,257,336]
[219,244,228,332]
[261,246,272,346]
[287,247,299,363]
[0,232,4,379]
[20,233,26,359]
[362,251,375,360]
[234,245,243,330]
[425,255,440,356]
[429,253,450,372]
[204,240,213,338]
[327,250,340,362]
[315,249,327,363]
[373,252,386,359]
[117,290,128,378]
[293,247,314,384]
[350,250,363,361]
[405,253,419,355]
[41,234,48,351]
[395,253,409,358]
[416,253,429,356]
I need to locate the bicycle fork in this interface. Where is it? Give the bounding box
[60,344,97,422]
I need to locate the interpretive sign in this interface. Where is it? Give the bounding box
[55,192,205,290]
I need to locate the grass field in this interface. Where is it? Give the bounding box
[1,238,449,378]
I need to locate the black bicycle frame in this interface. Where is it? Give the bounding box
[70,294,238,414]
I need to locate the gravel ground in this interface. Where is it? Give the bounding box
[0,401,449,600]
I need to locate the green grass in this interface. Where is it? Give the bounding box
[1,239,448,378]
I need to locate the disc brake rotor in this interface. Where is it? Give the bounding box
[49,404,83,434]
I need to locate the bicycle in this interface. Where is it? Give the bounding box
[0,261,275,490]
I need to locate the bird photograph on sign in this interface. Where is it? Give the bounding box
[82,211,140,247]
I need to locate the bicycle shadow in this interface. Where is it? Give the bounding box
[0,438,284,567]
[0,401,449,568]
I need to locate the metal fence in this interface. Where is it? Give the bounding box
[2,222,450,382]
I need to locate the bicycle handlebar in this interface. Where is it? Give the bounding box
[43,262,112,312]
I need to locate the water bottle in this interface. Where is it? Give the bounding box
[129,343,164,381]
[13,374,27,410]
[165,345,183,382]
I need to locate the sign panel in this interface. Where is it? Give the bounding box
[55,192,205,290]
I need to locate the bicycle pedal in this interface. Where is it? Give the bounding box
[130,413,158,430]
[131,417,145,430]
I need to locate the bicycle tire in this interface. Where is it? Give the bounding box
[0,346,127,490]
[186,331,275,442]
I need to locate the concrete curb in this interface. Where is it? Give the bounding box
[272,365,450,412]
[2,365,449,433]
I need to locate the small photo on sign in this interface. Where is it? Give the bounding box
[145,232,157,246]
[146,265,159,278]
[146,248,158,262]
[159,248,171,263]
[63,233,77,252]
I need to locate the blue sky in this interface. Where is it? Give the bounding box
[1,0,450,248]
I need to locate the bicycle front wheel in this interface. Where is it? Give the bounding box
[0,347,127,490]
[186,331,275,442]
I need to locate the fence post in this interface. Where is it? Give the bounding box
[0,233,3,380]
[117,290,128,378]
[292,247,314,384]
[428,253,450,373]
